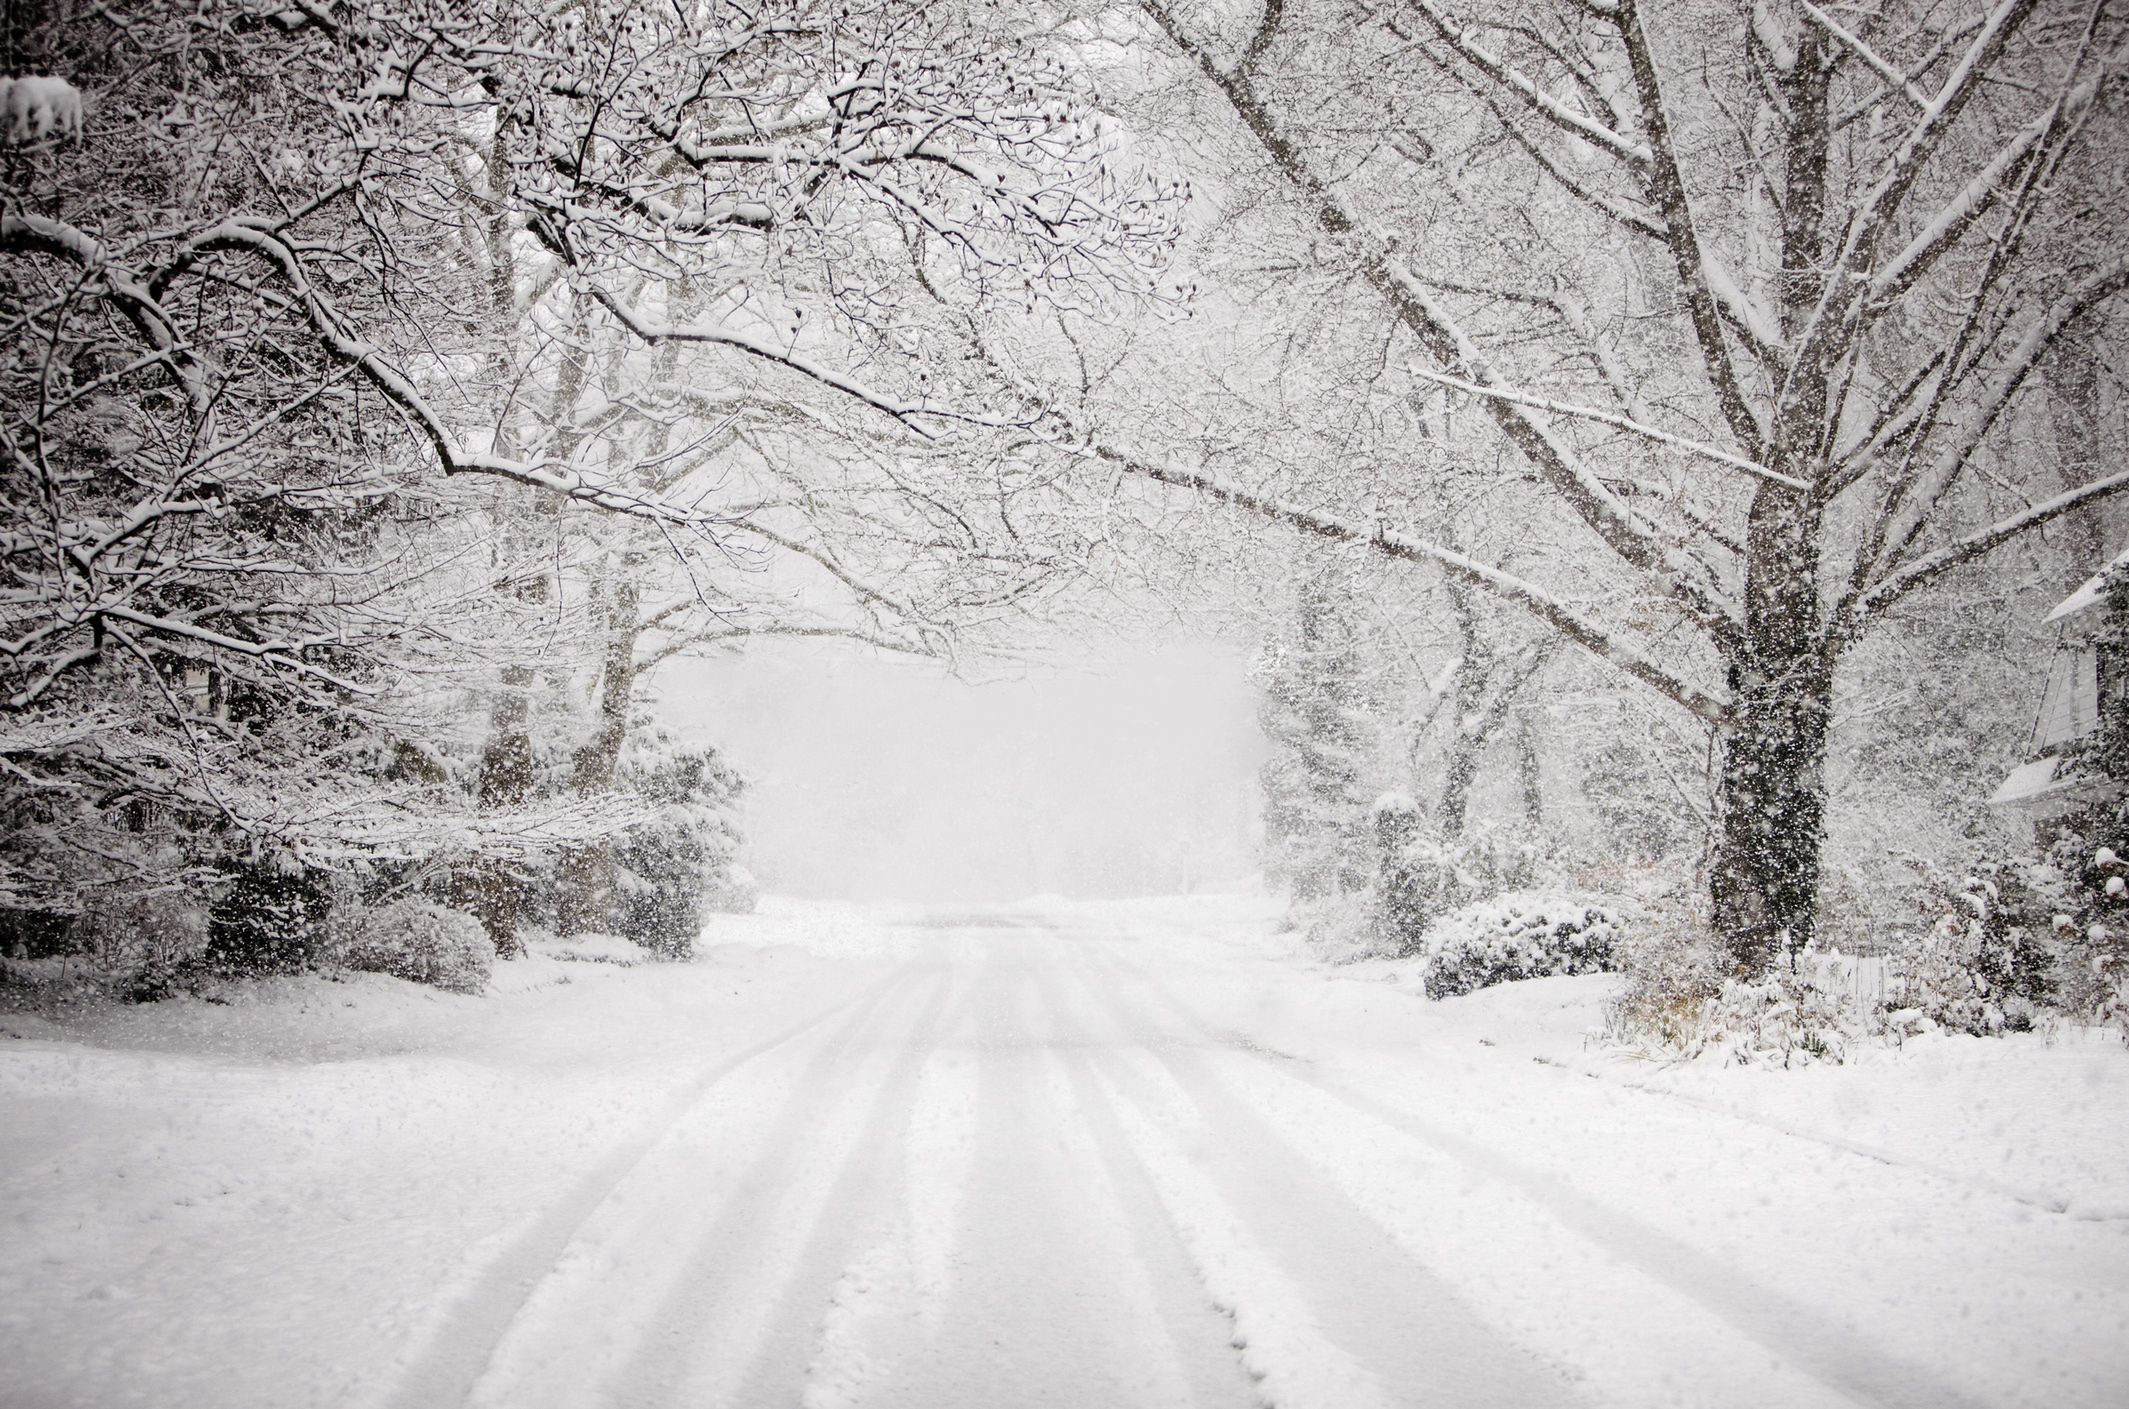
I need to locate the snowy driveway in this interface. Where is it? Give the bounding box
[3,898,2126,1408]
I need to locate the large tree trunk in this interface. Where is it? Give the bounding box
[1709,653,1832,977]
[1711,480,1833,977]
[1708,39,1838,979]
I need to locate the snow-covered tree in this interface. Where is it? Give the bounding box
[1,0,1178,942]
[1075,0,2129,975]
[1257,565,1379,900]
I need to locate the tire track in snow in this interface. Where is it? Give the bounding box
[851,945,1255,1409]
[1113,955,1993,1409]
[378,961,923,1409]
[609,965,955,1408]
[720,966,960,1409]
[467,966,944,1408]
[1033,969,1309,1409]
[1056,942,1576,1409]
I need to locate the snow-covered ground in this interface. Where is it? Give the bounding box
[2,894,2124,1408]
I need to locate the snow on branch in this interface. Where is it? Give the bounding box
[1379,263,1743,642]
[155,222,740,528]
[1094,443,1730,723]
[580,285,1015,439]
[1866,63,2100,306]
[1848,462,2129,628]
[1797,2,1933,110]
[1392,0,1654,168]
[1856,253,2129,593]
[1614,2,1769,455]
[1818,0,2043,305]
[1402,366,1808,490]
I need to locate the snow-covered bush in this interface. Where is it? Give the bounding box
[1420,892,1621,999]
[2032,838,2129,1040]
[1372,796,1547,956]
[1603,911,1871,1066]
[1880,835,2129,1042]
[1891,863,2060,1034]
[332,899,491,995]
[1,75,84,144]
[609,730,744,959]
[1696,966,1869,1067]
[70,894,211,1001]
[207,860,332,976]
[703,864,759,916]
[1602,907,1726,1051]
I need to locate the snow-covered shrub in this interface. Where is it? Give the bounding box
[1696,964,1870,1067]
[332,899,491,994]
[2036,838,2129,1040]
[1602,906,1726,1051]
[2076,923,2129,1041]
[703,864,759,915]
[1891,863,2060,1034]
[1,75,84,144]
[206,860,332,975]
[1603,911,1872,1066]
[609,730,744,959]
[1420,892,1621,999]
[69,894,211,1001]
[1371,796,1546,956]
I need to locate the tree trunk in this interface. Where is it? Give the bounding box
[1515,711,1544,829]
[455,675,536,955]
[1711,481,1833,977]
[1434,578,1490,837]
[2047,330,2111,572]
[1709,655,1831,977]
[1709,38,1839,980]
[553,571,642,935]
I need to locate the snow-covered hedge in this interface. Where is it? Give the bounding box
[333,899,491,994]
[1420,893,1622,999]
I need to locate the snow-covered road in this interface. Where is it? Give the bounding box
[4,897,2126,1408]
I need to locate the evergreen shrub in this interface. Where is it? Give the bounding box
[1420,892,1622,998]
[207,861,332,975]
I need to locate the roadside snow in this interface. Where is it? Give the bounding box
[2,892,2124,1408]
[0,903,906,1409]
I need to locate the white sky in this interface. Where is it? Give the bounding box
[649,635,1265,902]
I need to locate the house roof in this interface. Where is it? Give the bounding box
[1990,756,2063,805]
[1989,754,2120,812]
[2045,544,2129,623]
